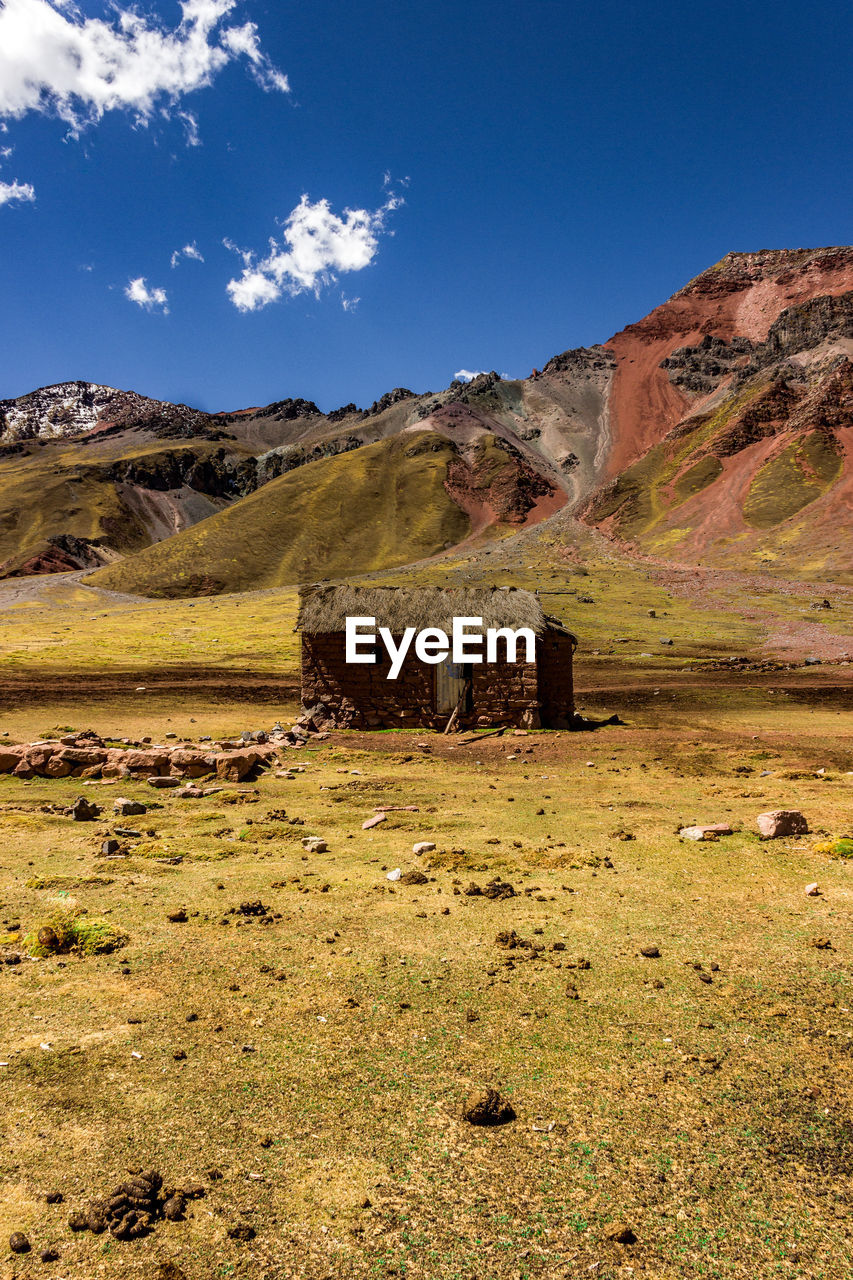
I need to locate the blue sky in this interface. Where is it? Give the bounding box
[0,0,851,413]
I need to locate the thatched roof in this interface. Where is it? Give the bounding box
[297,584,575,640]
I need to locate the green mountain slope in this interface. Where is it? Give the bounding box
[85,432,472,597]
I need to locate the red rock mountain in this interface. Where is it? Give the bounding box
[2,246,851,588]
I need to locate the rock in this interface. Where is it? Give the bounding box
[362,813,386,830]
[679,824,733,840]
[70,796,99,821]
[169,750,215,778]
[302,837,327,853]
[660,637,674,646]
[805,882,821,896]
[462,1088,516,1126]
[757,810,809,838]
[114,798,147,816]
[101,839,121,856]
[166,909,188,923]
[412,841,436,855]
[9,1231,31,1253]
[639,945,660,958]
[608,1223,637,1245]
[147,776,181,788]
[0,749,23,773]
[386,868,402,881]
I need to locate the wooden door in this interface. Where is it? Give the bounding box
[434,658,467,713]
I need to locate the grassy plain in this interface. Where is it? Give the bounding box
[0,552,852,1280]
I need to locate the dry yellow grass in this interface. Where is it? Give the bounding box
[1,681,851,1279]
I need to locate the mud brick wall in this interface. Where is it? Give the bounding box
[301,630,574,730]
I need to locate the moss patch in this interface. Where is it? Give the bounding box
[743,431,843,528]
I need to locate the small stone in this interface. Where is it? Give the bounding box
[362,813,386,830]
[804,882,820,896]
[462,1087,516,1126]
[9,1231,31,1254]
[101,838,121,856]
[148,776,181,788]
[639,945,660,958]
[114,798,147,816]
[412,841,436,855]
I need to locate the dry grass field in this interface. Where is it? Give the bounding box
[0,561,851,1280]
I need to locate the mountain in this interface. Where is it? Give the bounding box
[3,245,852,590]
[586,247,853,578]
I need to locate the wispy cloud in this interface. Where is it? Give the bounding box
[225,190,402,313]
[0,178,35,206]
[0,0,288,138]
[170,241,205,268]
[125,276,169,314]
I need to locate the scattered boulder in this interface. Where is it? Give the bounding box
[462,1088,516,1126]
[70,796,99,821]
[114,798,147,817]
[757,810,809,838]
[148,776,181,788]
[302,836,327,853]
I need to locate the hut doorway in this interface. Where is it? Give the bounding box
[435,659,470,714]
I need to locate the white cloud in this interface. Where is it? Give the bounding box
[170,240,204,268]
[341,293,360,312]
[125,276,169,314]
[0,0,288,138]
[454,369,486,383]
[0,178,35,205]
[226,191,401,312]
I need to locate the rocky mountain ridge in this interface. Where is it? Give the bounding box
[2,245,852,586]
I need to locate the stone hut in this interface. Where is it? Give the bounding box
[297,584,577,730]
